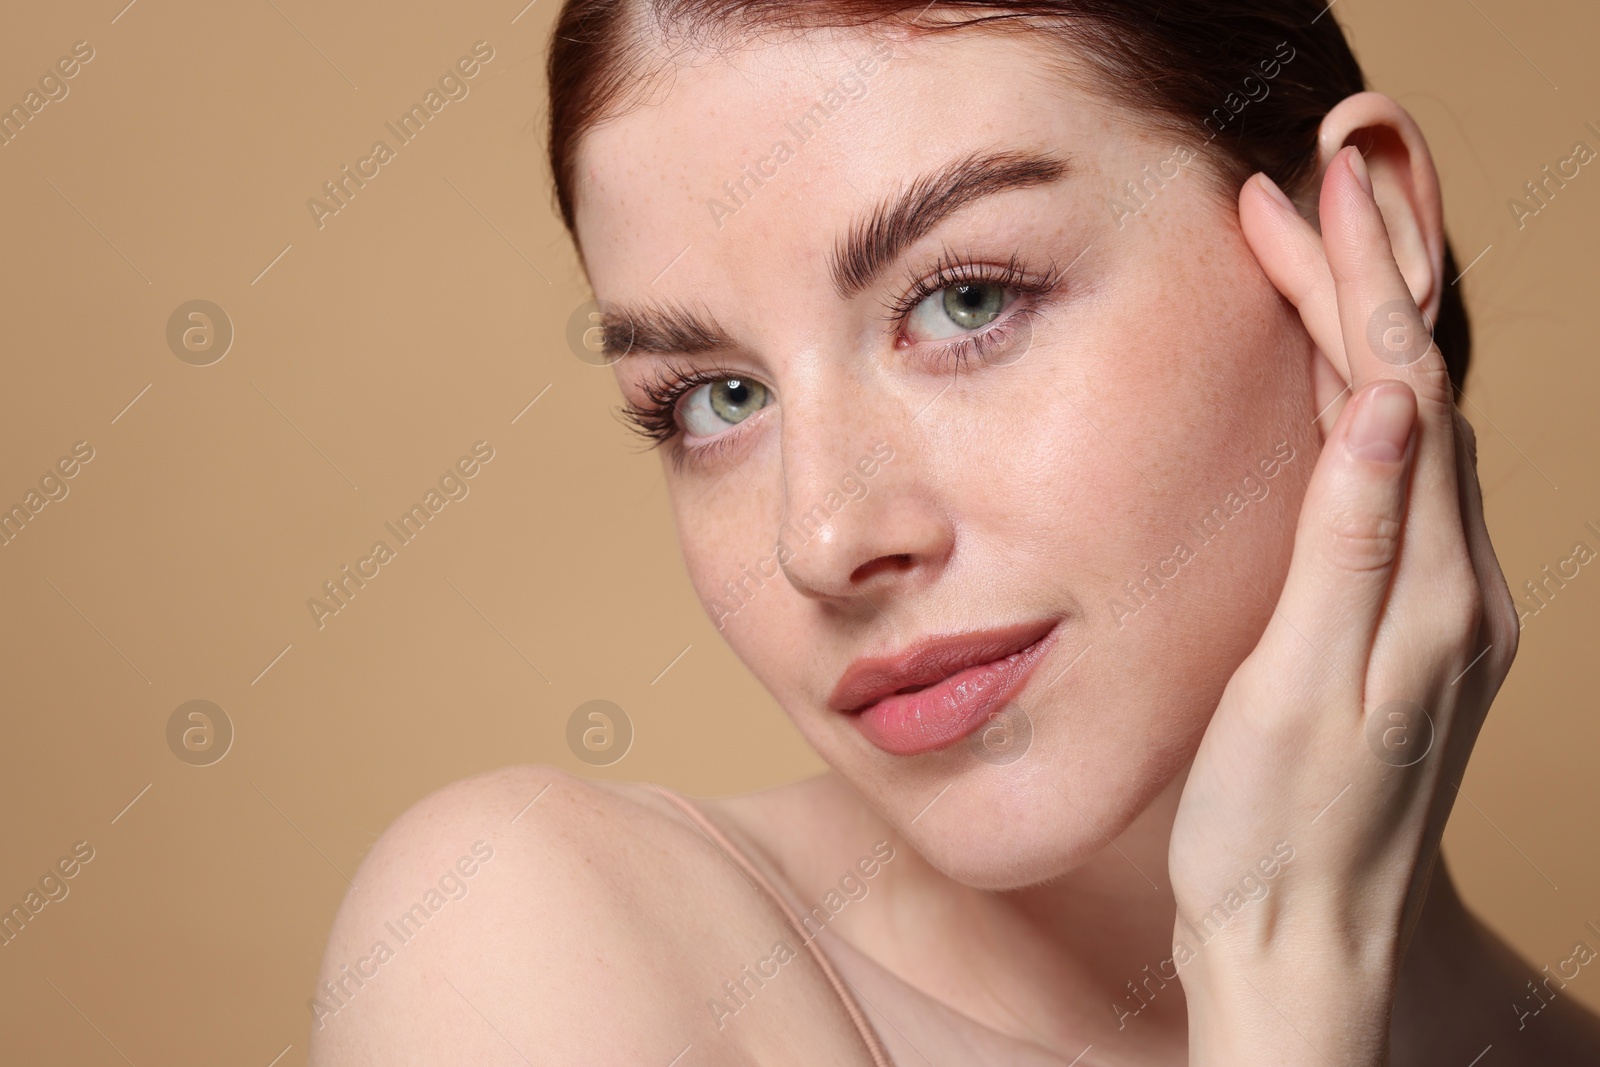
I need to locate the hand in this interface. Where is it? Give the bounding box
[1166,145,1520,1065]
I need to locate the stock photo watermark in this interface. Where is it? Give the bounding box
[1365,699,1434,767]
[1515,920,1600,1030]
[706,840,896,1030]
[1197,40,1297,147]
[1113,839,1295,1029]
[705,440,896,630]
[566,699,634,767]
[307,41,496,231]
[0,840,96,950]
[309,839,496,1030]
[0,39,95,149]
[166,699,235,767]
[166,299,234,366]
[566,299,629,367]
[1106,41,1296,231]
[306,441,496,630]
[0,440,96,549]
[1506,120,1600,231]
[1367,298,1436,367]
[1515,521,1600,629]
[705,39,896,230]
[1109,143,1200,229]
[1108,440,1298,628]
[967,702,1034,765]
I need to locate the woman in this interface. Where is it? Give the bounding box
[309,2,1600,1063]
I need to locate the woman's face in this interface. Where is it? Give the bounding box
[574,25,1321,888]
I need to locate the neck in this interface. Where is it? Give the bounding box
[865,763,1491,1065]
[872,763,1196,1061]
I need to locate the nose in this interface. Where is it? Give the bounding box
[775,431,953,608]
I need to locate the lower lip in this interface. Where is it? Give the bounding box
[848,625,1059,757]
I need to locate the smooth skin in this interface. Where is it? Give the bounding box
[308,26,1600,1066]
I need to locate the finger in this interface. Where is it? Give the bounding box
[1321,147,1452,408]
[1395,412,1508,796]
[1448,411,1516,689]
[1253,378,1419,685]
[1238,171,1354,434]
[1310,345,1354,435]
[1320,146,1462,548]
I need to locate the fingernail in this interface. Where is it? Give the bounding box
[1347,381,1414,463]
[1255,172,1298,215]
[1346,146,1373,198]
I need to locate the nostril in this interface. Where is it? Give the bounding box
[851,552,914,585]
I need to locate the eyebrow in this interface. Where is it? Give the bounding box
[830,148,1072,300]
[600,148,1071,360]
[600,298,731,360]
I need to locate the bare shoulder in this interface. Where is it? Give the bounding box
[305,765,731,1064]
[305,766,890,1066]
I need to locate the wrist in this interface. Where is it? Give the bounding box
[1176,918,1398,1067]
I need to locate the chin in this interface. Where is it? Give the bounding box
[829,690,1210,893]
[899,779,1155,892]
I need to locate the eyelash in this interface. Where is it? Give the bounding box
[882,249,1064,371]
[619,358,750,469]
[618,251,1066,466]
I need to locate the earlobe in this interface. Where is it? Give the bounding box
[1312,92,1446,328]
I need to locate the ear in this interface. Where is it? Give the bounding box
[1307,91,1447,330]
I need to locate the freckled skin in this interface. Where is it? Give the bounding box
[566,23,1339,1062]
[577,27,1318,889]
[303,25,1600,1067]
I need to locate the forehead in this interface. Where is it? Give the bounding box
[571,26,1149,299]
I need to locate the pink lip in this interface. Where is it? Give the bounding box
[830,619,1060,756]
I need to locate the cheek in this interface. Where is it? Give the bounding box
[668,446,812,688]
[899,237,1318,883]
[673,470,771,611]
[945,220,1313,613]
[964,221,1314,729]
[1095,268,1314,745]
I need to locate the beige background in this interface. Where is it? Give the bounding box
[0,0,1596,1062]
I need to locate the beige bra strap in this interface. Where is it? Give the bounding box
[653,785,895,1067]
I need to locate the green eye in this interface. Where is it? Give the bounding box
[910,282,1013,340]
[942,283,1006,330]
[682,377,771,437]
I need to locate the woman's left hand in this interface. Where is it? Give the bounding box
[1166,144,1520,1066]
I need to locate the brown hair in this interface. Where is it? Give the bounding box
[546,0,1471,389]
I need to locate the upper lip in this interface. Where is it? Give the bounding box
[828,618,1060,714]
